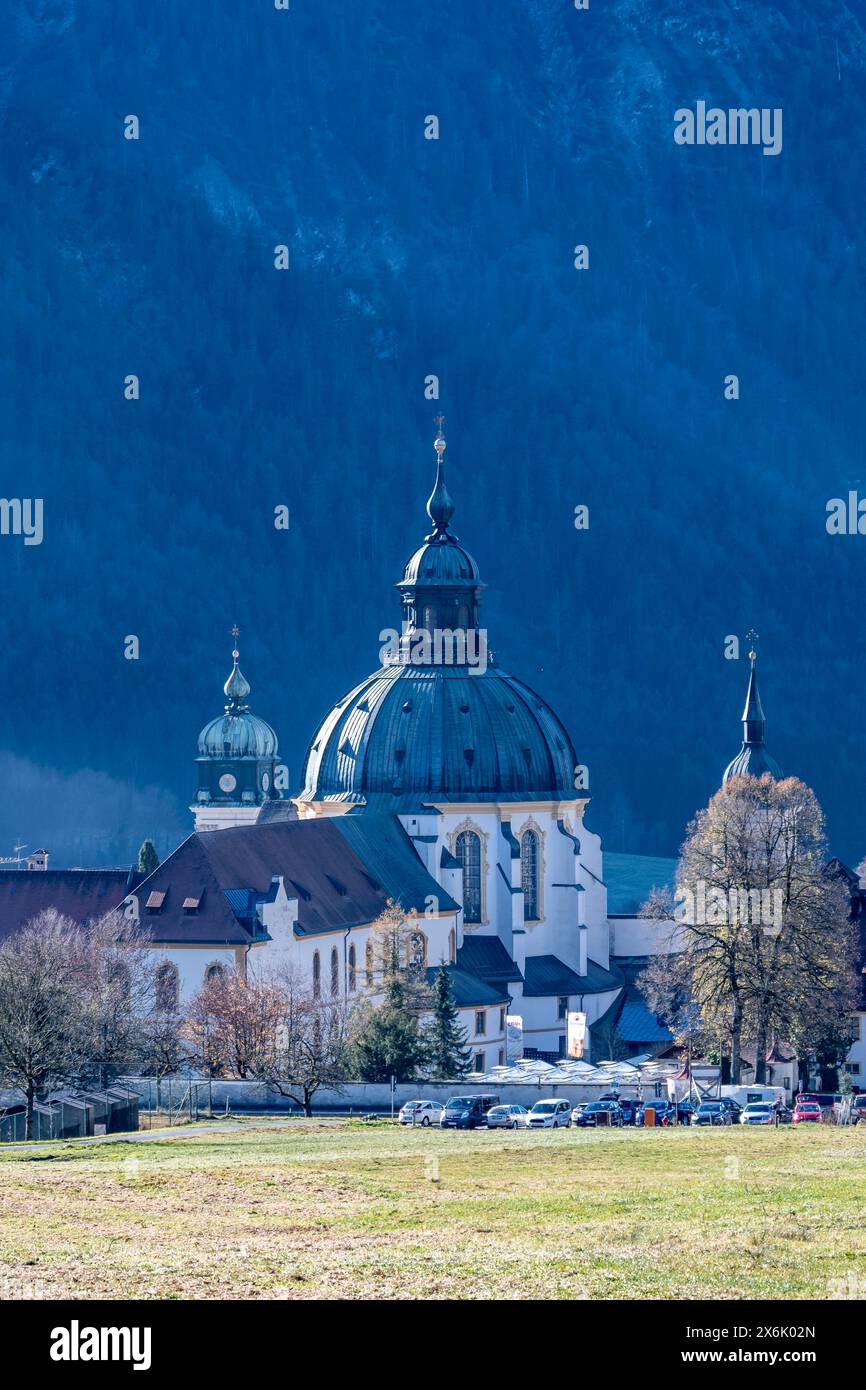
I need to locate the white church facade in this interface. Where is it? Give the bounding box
[120,424,657,1067]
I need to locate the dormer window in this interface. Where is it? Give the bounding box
[145,890,166,913]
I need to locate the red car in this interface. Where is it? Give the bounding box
[792,1101,823,1124]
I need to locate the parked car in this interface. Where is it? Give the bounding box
[795,1091,841,1117]
[792,1101,823,1125]
[694,1102,731,1126]
[676,1100,697,1125]
[740,1103,779,1126]
[717,1097,743,1122]
[573,1100,624,1127]
[486,1104,528,1129]
[440,1094,500,1129]
[527,1099,572,1128]
[398,1100,445,1126]
[639,1099,675,1126]
[618,1098,640,1126]
[851,1096,866,1125]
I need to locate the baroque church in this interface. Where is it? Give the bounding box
[126,423,636,1066]
[0,427,862,1079]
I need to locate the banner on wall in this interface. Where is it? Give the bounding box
[567,1010,587,1059]
[505,1014,523,1062]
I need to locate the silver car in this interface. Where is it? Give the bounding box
[486,1104,528,1129]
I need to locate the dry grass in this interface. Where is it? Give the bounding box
[0,1121,864,1300]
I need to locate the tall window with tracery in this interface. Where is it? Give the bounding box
[456,830,482,923]
[521,829,540,920]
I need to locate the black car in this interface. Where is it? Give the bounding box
[440,1094,500,1129]
[694,1101,732,1126]
[617,1098,640,1126]
[639,1099,675,1126]
[573,1100,624,1127]
[715,1097,743,1121]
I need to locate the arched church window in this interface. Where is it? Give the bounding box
[312,951,321,999]
[108,960,131,1003]
[348,944,356,992]
[423,605,435,631]
[456,830,482,924]
[448,928,456,964]
[408,931,427,970]
[155,961,179,1013]
[330,947,339,997]
[521,829,540,921]
[457,604,470,630]
[205,962,225,985]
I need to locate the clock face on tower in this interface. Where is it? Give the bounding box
[218,772,237,794]
[262,772,270,792]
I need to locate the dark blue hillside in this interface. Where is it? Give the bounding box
[0,0,864,864]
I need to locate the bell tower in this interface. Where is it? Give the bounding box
[192,628,282,831]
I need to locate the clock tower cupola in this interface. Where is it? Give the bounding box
[192,628,282,831]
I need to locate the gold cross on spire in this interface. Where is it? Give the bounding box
[746,628,758,661]
[434,413,445,436]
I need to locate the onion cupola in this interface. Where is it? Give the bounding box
[299,422,580,808]
[193,628,282,828]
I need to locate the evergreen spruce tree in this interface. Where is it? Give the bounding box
[425,965,471,1079]
[137,839,160,876]
[351,976,427,1083]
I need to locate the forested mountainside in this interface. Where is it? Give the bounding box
[1,0,864,865]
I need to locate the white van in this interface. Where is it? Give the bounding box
[719,1084,785,1110]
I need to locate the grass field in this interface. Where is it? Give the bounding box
[0,1121,864,1300]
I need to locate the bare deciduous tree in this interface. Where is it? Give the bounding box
[640,775,858,1084]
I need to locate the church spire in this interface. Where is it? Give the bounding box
[741,632,766,745]
[425,415,455,538]
[223,625,251,711]
[722,631,782,784]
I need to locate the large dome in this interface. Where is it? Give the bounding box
[298,422,579,808]
[300,664,578,805]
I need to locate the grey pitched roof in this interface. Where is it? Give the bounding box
[133,814,453,945]
[457,934,523,984]
[332,814,459,915]
[616,994,674,1044]
[522,953,624,997]
[0,868,140,943]
[424,963,508,1007]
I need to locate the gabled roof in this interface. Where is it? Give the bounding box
[605,853,677,915]
[522,953,623,997]
[0,868,140,943]
[424,963,508,1007]
[457,934,523,984]
[332,815,459,915]
[132,814,454,945]
[616,995,674,1044]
